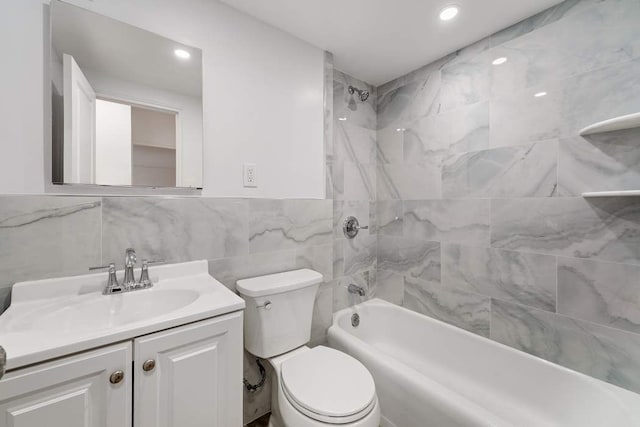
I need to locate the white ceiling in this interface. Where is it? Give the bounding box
[218,0,565,86]
[52,0,202,97]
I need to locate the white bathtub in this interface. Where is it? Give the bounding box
[328,299,640,427]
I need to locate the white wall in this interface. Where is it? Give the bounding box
[0,0,326,198]
[0,0,46,193]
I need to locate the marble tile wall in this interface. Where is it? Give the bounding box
[0,195,333,425]
[0,64,377,427]
[330,71,381,313]
[376,0,640,394]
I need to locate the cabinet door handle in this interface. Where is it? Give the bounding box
[109,370,125,384]
[142,359,156,372]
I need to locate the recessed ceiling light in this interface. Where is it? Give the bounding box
[439,5,459,21]
[174,49,191,59]
[338,117,347,121]
[534,91,547,98]
[396,128,406,132]
[492,57,508,65]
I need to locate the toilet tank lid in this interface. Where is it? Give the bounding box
[236,269,323,297]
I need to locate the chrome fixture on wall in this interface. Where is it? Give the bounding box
[348,85,370,102]
[348,284,366,297]
[343,216,369,239]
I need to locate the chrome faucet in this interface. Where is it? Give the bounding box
[91,249,162,294]
[348,284,366,296]
[123,248,137,287]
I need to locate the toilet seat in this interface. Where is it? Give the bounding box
[280,346,376,424]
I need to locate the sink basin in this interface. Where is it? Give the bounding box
[8,289,200,333]
[0,260,245,371]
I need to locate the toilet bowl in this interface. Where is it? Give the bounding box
[236,269,381,427]
[268,346,380,427]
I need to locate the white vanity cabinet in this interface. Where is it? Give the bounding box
[0,312,243,427]
[0,342,132,427]
[134,313,243,427]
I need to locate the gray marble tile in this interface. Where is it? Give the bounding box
[558,131,640,196]
[403,114,449,166]
[558,257,640,334]
[491,299,640,394]
[404,199,491,246]
[491,57,640,148]
[0,196,101,287]
[374,269,404,305]
[377,163,441,200]
[243,350,273,425]
[310,283,333,346]
[490,0,640,98]
[377,126,404,164]
[333,239,344,279]
[325,164,334,201]
[368,201,378,235]
[103,197,248,263]
[442,244,556,311]
[333,200,371,238]
[329,161,344,200]
[296,244,333,281]
[442,141,558,198]
[343,162,376,201]
[377,200,403,237]
[491,197,640,265]
[335,120,376,165]
[490,0,607,47]
[490,85,567,148]
[446,101,490,154]
[249,199,332,253]
[440,51,491,112]
[377,70,444,130]
[376,54,453,103]
[343,235,377,276]
[404,276,491,337]
[378,236,440,285]
[333,71,376,131]
[208,250,297,291]
[324,52,334,168]
[333,271,373,312]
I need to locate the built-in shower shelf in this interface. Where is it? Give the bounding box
[582,190,640,198]
[579,112,640,136]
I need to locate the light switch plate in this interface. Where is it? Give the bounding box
[243,163,257,188]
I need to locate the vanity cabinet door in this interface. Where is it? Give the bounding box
[133,312,243,427]
[0,342,132,427]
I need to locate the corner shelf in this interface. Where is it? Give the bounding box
[582,190,640,198]
[579,112,640,136]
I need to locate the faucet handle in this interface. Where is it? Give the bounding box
[89,263,116,271]
[138,259,165,288]
[90,263,123,294]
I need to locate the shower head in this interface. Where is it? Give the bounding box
[348,85,370,102]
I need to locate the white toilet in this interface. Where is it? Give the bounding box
[237,269,380,427]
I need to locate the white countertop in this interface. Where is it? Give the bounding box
[0,260,244,371]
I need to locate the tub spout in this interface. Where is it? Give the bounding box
[348,284,366,296]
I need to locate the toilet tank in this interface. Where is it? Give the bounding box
[236,269,323,359]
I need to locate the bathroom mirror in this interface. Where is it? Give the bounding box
[50,0,204,189]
